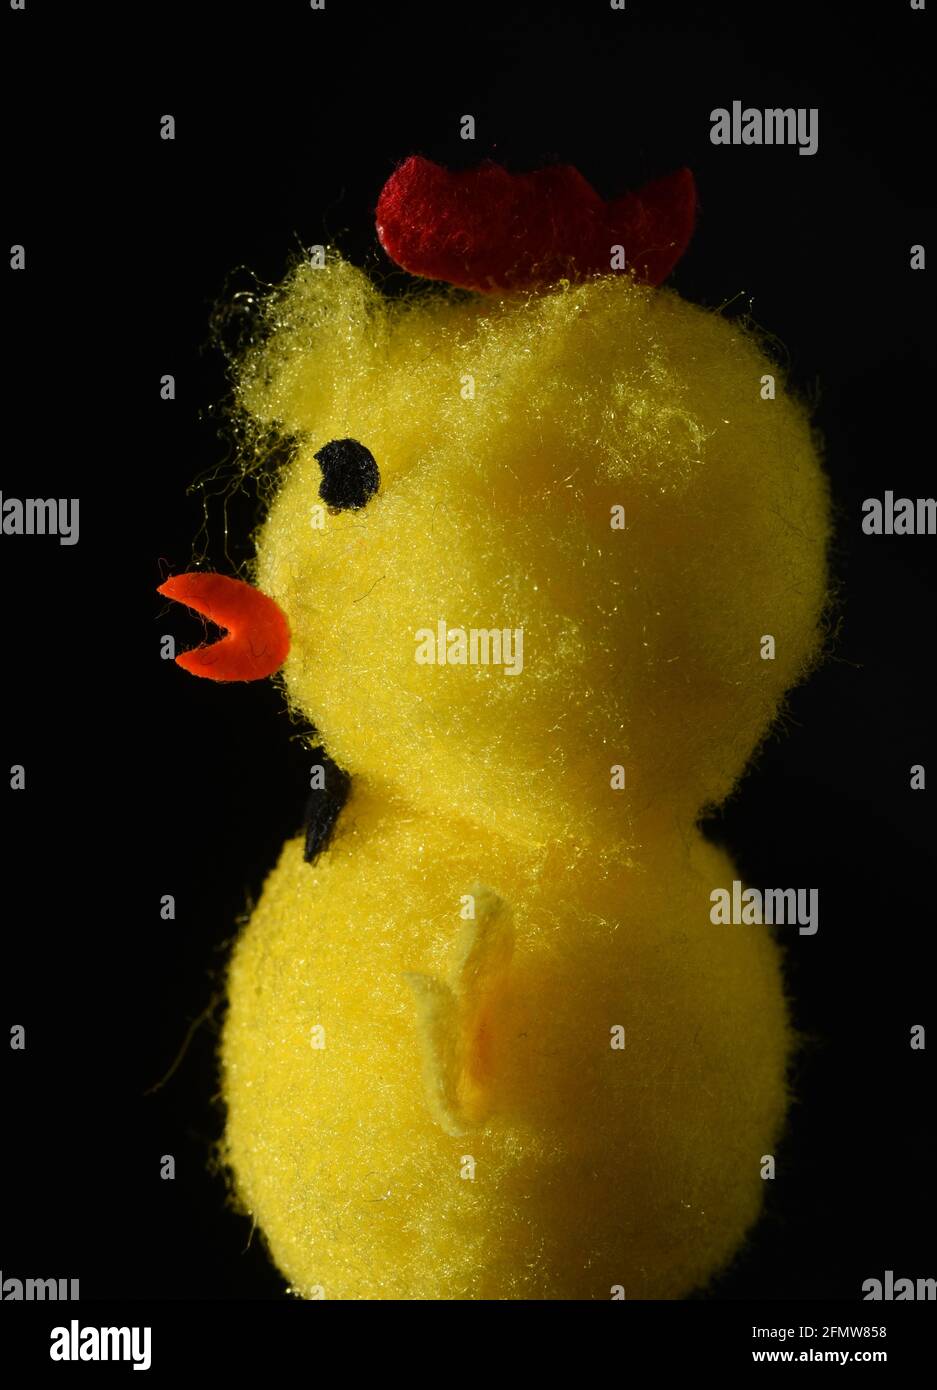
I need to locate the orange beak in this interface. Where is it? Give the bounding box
[158,572,291,681]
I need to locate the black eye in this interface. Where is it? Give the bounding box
[314,438,380,511]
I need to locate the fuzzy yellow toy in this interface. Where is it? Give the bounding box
[160,158,829,1299]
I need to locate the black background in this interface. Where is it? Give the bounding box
[2,0,934,1305]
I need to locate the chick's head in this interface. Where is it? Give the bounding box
[240,255,829,848]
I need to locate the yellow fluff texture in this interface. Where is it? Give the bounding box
[219,255,830,1298]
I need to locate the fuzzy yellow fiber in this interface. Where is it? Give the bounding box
[219,256,830,1298]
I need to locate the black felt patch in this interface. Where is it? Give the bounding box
[314,438,380,511]
[302,748,352,864]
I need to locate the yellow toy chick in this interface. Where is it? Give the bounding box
[161,158,829,1299]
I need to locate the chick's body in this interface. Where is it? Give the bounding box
[224,796,789,1299]
[219,259,829,1298]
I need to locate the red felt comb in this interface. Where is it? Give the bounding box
[376,156,696,293]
